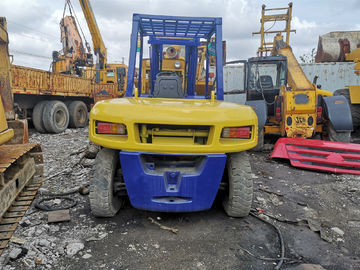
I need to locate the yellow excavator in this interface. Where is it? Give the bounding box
[53,0,127,95]
[0,17,43,256]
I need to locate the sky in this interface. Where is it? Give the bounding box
[1,0,360,70]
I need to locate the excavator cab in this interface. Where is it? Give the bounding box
[246,56,287,116]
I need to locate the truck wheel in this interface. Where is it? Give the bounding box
[251,129,264,151]
[32,101,48,133]
[90,148,123,217]
[42,101,69,133]
[223,151,253,217]
[68,101,88,128]
[327,123,351,143]
[334,88,360,128]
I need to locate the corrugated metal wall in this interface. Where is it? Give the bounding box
[223,62,360,104]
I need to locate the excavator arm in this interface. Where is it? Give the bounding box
[79,0,107,68]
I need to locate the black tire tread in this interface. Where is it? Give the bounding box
[327,123,351,143]
[90,148,122,217]
[32,101,48,133]
[223,151,253,217]
[334,88,360,128]
[42,100,69,133]
[68,101,88,128]
[251,129,264,152]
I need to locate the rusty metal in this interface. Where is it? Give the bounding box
[315,31,360,62]
[0,17,14,119]
[11,65,120,100]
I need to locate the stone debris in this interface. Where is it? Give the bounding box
[0,127,100,269]
[331,227,345,237]
[82,253,92,259]
[66,242,85,256]
[9,248,23,260]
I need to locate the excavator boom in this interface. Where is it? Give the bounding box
[79,0,107,67]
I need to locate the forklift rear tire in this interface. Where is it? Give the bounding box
[32,101,48,133]
[90,148,123,217]
[251,129,264,151]
[223,151,253,217]
[327,123,351,143]
[68,101,88,128]
[42,100,69,133]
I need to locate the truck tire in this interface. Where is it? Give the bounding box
[90,148,123,217]
[327,123,351,143]
[42,101,69,133]
[223,151,253,217]
[334,88,360,128]
[32,101,48,133]
[68,101,88,128]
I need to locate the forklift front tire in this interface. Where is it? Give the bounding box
[251,129,264,151]
[90,148,123,217]
[223,151,253,217]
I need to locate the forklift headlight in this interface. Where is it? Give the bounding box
[174,61,181,68]
[96,121,127,135]
[221,126,251,139]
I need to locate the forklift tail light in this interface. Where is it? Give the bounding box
[222,126,251,139]
[96,122,127,135]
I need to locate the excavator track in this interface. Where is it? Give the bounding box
[0,143,43,256]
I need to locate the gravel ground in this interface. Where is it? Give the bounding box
[0,128,360,270]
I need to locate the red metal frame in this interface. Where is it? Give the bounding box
[271,138,360,175]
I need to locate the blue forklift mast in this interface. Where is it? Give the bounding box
[125,14,224,100]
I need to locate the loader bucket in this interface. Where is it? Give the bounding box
[271,138,360,175]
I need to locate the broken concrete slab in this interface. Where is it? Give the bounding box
[47,210,70,223]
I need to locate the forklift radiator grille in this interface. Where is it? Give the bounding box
[137,124,211,145]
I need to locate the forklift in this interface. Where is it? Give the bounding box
[88,14,258,218]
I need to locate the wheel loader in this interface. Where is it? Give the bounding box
[88,14,258,218]
[0,17,43,256]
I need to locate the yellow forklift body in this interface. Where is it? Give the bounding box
[89,97,258,154]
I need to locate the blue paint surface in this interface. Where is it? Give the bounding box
[120,151,227,212]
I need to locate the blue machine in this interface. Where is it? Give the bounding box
[120,152,226,212]
[121,14,226,212]
[126,14,224,99]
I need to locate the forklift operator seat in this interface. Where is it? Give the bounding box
[256,75,274,89]
[153,71,184,98]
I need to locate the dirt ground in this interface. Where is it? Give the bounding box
[1,128,360,270]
